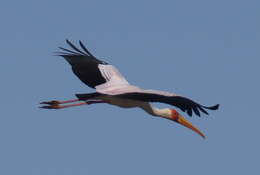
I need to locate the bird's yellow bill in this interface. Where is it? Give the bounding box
[176,114,206,139]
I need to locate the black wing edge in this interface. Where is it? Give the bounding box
[171,96,219,117]
[55,39,96,57]
[163,96,219,117]
[116,93,219,117]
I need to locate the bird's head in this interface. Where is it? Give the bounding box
[169,109,206,139]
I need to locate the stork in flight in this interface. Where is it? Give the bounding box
[40,40,219,138]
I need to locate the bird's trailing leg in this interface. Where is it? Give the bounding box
[40,99,80,105]
[39,100,106,109]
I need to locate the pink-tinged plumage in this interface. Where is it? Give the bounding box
[40,40,219,138]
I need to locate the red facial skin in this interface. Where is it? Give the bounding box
[170,109,206,139]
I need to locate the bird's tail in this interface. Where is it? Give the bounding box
[75,92,101,101]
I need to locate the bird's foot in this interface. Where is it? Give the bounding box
[40,100,61,105]
[39,104,62,109]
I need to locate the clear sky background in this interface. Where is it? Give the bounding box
[0,0,259,174]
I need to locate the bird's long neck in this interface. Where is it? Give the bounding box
[139,102,206,138]
[140,103,171,118]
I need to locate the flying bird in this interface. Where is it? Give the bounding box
[40,40,219,138]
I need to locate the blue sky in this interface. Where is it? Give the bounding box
[0,0,259,174]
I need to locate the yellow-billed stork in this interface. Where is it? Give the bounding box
[40,40,219,138]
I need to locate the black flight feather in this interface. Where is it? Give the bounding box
[57,40,109,88]
[79,40,94,57]
[58,47,80,55]
[202,104,219,110]
[115,92,219,117]
[66,39,86,55]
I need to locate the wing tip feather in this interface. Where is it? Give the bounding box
[203,104,219,110]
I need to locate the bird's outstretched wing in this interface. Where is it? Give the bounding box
[114,92,219,117]
[59,40,219,117]
[57,40,129,89]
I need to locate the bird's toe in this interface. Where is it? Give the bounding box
[39,104,61,109]
[40,100,60,105]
